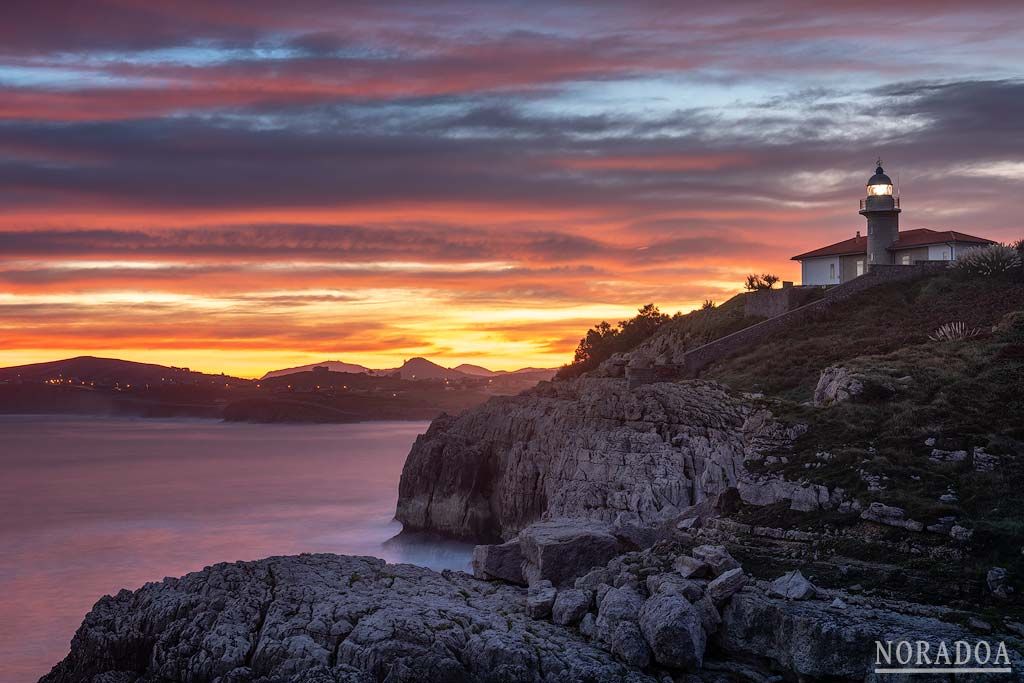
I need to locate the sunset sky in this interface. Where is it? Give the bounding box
[2,1,1023,377]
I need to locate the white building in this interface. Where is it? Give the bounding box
[792,164,994,286]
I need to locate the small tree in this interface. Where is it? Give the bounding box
[743,273,781,291]
[701,299,716,310]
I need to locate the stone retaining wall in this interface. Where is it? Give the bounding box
[627,262,950,387]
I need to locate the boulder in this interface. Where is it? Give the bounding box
[672,555,710,579]
[518,518,623,586]
[594,587,650,668]
[769,570,816,600]
[646,573,704,601]
[690,545,740,577]
[987,567,1012,600]
[707,568,747,602]
[813,366,864,406]
[552,589,592,626]
[471,539,525,584]
[575,567,612,591]
[638,594,706,669]
[860,502,924,532]
[527,580,557,618]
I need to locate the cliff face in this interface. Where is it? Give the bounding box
[396,377,812,541]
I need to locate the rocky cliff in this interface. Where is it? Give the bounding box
[396,377,827,542]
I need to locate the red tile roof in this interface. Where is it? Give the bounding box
[791,228,994,261]
[791,234,866,260]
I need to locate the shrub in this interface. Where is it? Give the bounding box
[556,304,671,379]
[701,299,716,310]
[744,273,780,291]
[928,321,981,342]
[993,310,1024,343]
[952,244,1022,277]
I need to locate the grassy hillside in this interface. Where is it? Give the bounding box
[702,271,1024,608]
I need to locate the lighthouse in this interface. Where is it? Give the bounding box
[859,161,901,269]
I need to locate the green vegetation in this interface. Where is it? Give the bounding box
[705,271,1024,603]
[557,304,671,379]
[556,295,764,379]
[952,243,1022,277]
[743,273,780,291]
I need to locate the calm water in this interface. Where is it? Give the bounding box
[0,416,473,683]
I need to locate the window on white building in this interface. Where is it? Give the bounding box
[901,254,911,265]
[830,263,836,279]
[856,260,864,276]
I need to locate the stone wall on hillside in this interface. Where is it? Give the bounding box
[742,286,824,319]
[627,263,950,388]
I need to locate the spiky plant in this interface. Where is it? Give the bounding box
[928,321,982,342]
[952,244,1022,277]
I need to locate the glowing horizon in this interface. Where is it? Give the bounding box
[2,2,1022,375]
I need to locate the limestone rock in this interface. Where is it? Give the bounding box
[720,590,1024,680]
[42,554,656,683]
[518,518,623,586]
[707,568,746,602]
[860,502,924,532]
[527,580,557,618]
[769,570,816,600]
[472,539,525,584]
[987,567,1013,600]
[396,378,805,540]
[552,589,591,626]
[638,594,706,669]
[813,366,864,406]
[690,545,740,577]
[672,555,710,579]
[647,573,703,601]
[594,587,650,668]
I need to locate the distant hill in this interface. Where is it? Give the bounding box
[262,360,371,379]
[381,357,469,380]
[453,363,499,377]
[0,356,242,386]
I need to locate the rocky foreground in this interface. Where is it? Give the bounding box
[44,528,1023,683]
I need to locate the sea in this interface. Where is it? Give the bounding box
[0,416,473,683]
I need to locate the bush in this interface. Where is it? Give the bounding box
[952,244,1022,277]
[994,310,1024,343]
[744,273,780,291]
[556,304,671,379]
[928,321,982,342]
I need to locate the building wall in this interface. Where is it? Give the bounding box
[801,256,840,286]
[928,243,954,261]
[893,246,929,265]
[839,254,866,282]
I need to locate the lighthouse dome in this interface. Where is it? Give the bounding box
[867,165,892,186]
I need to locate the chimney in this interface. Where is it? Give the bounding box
[856,230,861,237]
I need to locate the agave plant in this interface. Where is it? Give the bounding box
[928,321,982,342]
[952,244,1022,277]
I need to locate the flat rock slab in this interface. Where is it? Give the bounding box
[518,518,624,586]
[41,554,656,683]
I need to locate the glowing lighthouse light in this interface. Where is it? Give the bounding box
[866,159,893,196]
